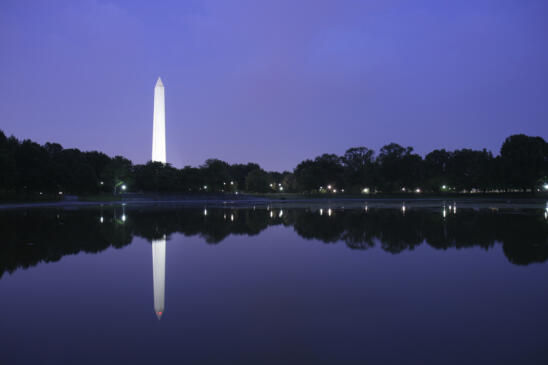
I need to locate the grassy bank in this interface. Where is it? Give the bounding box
[0,192,62,204]
[251,192,548,200]
[77,194,128,202]
[2,191,547,205]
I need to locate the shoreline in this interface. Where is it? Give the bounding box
[1,196,547,210]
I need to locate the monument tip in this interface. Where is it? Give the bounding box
[155,77,164,87]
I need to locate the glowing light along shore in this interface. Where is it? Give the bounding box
[152,236,166,320]
[152,77,166,163]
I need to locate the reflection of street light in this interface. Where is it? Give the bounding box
[121,184,127,191]
[279,187,283,191]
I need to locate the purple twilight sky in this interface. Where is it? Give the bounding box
[1,0,547,171]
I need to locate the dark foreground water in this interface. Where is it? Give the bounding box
[1,203,548,364]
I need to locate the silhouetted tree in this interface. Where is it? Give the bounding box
[294,154,344,192]
[229,163,261,191]
[1,129,547,196]
[245,169,269,192]
[134,161,180,192]
[500,134,548,192]
[101,156,133,193]
[447,149,494,192]
[201,159,230,191]
[342,147,375,192]
[377,143,423,191]
[424,149,450,192]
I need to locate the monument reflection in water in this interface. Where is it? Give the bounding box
[152,236,166,320]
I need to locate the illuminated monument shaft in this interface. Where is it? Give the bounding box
[152,77,166,163]
[152,236,166,319]
[151,78,166,319]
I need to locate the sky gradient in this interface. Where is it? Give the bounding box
[1,0,547,171]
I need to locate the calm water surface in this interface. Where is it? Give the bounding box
[1,204,547,364]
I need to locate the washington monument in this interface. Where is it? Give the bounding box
[151,77,167,320]
[152,77,166,163]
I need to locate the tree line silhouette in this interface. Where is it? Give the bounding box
[1,207,547,278]
[1,129,547,197]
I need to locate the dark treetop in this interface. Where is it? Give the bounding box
[1,131,547,197]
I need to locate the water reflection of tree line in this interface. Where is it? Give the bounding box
[1,207,547,277]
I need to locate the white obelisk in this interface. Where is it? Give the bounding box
[152,236,166,320]
[152,77,166,163]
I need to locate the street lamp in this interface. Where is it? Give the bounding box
[114,181,126,194]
